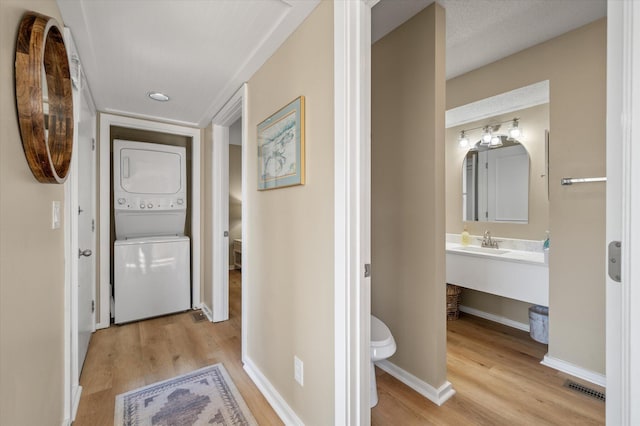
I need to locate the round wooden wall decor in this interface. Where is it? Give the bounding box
[15,12,74,184]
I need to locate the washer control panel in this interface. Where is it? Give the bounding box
[115,197,186,210]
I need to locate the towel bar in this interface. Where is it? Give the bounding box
[561,177,607,185]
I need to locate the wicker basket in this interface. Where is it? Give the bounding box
[446,284,463,321]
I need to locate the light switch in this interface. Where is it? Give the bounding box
[52,201,61,229]
[294,356,304,386]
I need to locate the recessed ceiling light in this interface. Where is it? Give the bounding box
[147,91,170,102]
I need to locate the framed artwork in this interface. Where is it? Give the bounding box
[257,96,305,190]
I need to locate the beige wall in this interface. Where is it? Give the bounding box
[246,2,334,423]
[229,119,242,268]
[447,19,606,374]
[446,103,550,240]
[372,3,447,387]
[0,1,66,424]
[461,290,532,324]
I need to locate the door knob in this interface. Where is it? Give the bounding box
[79,249,92,258]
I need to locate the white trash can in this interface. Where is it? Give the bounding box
[529,305,549,344]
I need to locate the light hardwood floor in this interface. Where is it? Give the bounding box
[76,271,604,425]
[74,270,282,425]
[372,314,605,425]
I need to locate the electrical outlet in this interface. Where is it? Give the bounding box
[294,356,304,386]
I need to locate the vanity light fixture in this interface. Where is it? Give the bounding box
[147,91,170,102]
[508,118,521,139]
[458,130,469,148]
[458,118,522,149]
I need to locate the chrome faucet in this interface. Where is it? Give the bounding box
[482,230,499,249]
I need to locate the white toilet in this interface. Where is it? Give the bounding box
[370,315,396,407]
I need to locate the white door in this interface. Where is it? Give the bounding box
[606,1,640,423]
[77,87,96,372]
[212,123,230,322]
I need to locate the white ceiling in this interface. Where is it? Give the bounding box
[57,0,319,127]
[57,0,606,128]
[373,0,607,79]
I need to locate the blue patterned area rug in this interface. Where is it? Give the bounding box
[114,363,258,426]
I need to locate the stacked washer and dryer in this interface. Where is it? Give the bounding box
[113,140,191,324]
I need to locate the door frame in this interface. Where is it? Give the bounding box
[97,114,202,328]
[333,0,377,423]
[63,28,97,425]
[210,84,246,323]
[606,1,640,424]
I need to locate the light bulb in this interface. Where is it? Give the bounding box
[481,128,492,145]
[458,131,469,148]
[490,135,502,147]
[508,119,521,139]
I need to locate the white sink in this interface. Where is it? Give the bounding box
[456,246,510,255]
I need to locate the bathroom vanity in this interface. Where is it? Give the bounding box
[445,234,549,306]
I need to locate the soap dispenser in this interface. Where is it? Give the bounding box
[543,231,550,264]
[461,225,470,247]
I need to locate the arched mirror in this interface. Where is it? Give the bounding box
[462,136,530,223]
[15,12,74,184]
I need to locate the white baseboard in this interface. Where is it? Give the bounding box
[95,320,110,330]
[200,303,214,322]
[71,385,82,422]
[459,305,530,332]
[243,357,303,425]
[376,360,456,406]
[541,354,606,388]
[62,385,83,425]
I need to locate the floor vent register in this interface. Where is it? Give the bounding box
[564,380,606,402]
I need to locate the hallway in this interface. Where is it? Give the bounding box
[74,271,281,425]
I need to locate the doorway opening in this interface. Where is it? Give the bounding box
[209,84,248,359]
[97,114,202,329]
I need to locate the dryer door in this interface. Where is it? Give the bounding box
[120,147,183,195]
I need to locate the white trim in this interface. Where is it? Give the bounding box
[71,385,82,422]
[446,80,550,128]
[334,1,376,424]
[376,360,456,406]
[237,85,250,363]
[210,86,244,323]
[243,357,304,426]
[459,305,530,332]
[541,355,607,388]
[98,114,201,328]
[62,27,92,425]
[102,107,202,129]
[211,124,229,322]
[63,153,74,426]
[607,1,640,424]
[606,0,624,422]
[200,302,214,323]
[616,0,640,423]
[626,2,640,422]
